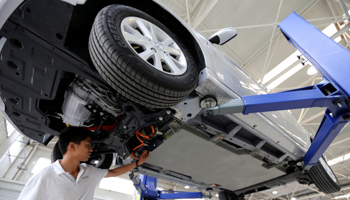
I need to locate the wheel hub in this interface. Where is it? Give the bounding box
[121,17,187,76]
[152,41,164,52]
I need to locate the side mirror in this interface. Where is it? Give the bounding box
[208,27,237,45]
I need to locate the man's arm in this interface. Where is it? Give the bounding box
[105,150,150,178]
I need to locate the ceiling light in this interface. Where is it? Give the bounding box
[307,66,318,75]
[267,63,303,89]
[334,36,341,43]
[322,24,341,42]
[272,191,278,194]
[215,194,219,197]
[261,51,299,84]
[291,197,297,200]
[184,186,190,189]
[328,152,350,166]
[333,193,350,199]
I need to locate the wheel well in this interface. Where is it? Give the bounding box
[65,0,205,72]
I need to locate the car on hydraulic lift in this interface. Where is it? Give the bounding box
[0,0,342,199]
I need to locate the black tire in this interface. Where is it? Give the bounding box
[87,153,113,169]
[218,190,244,200]
[51,143,113,169]
[88,5,198,109]
[309,157,341,193]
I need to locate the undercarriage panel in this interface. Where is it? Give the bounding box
[146,124,285,191]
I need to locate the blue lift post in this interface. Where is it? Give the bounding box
[204,12,350,168]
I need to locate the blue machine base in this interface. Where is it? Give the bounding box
[133,174,204,200]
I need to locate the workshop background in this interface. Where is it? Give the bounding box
[1,0,350,199]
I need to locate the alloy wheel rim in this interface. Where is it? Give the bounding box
[121,17,187,76]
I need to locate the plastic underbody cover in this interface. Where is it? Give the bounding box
[146,127,284,191]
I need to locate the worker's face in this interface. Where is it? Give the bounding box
[75,137,93,162]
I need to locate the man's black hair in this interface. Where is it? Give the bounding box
[58,127,93,155]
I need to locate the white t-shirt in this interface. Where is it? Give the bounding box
[18,160,108,200]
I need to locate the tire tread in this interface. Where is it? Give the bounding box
[309,160,341,194]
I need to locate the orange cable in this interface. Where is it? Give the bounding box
[138,132,150,139]
[131,132,144,160]
[131,127,155,160]
[133,132,144,150]
[131,152,139,160]
[150,125,155,137]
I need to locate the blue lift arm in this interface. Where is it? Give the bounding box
[204,12,350,168]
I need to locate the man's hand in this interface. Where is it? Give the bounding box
[105,150,151,178]
[138,150,150,165]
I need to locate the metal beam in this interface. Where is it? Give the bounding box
[326,0,349,43]
[314,18,348,28]
[345,37,350,48]
[296,184,350,199]
[192,0,219,29]
[190,1,201,13]
[308,16,346,22]
[222,44,245,66]
[331,24,350,40]
[333,0,350,7]
[263,57,303,87]
[182,0,201,23]
[327,0,342,22]
[260,0,284,83]
[185,0,190,26]
[330,132,350,147]
[261,1,335,87]
[244,0,319,73]
[12,144,38,180]
[300,111,325,124]
[242,0,319,76]
[172,0,186,10]
[0,130,20,159]
[340,0,350,21]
